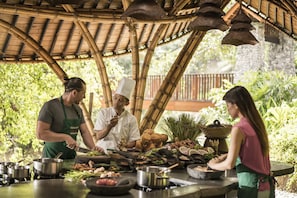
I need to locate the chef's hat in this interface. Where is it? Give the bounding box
[115,77,136,100]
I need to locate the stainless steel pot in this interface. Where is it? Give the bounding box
[33,158,63,176]
[0,162,14,175]
[7,164,30,179]
[136,166,171,188]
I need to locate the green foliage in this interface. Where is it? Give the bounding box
[162,113,204,142]
[148,32,236,75]
[0,63,60,161]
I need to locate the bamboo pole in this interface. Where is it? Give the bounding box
[0,18,67,81]
[89,92,94,118]
[80,102,96,143]
[134,0,194,129]
[62,4,113,107]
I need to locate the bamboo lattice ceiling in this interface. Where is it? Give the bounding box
[0,0,296,63]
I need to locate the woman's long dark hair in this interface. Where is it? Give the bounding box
[223,86,269,156]
[63,77,85,92]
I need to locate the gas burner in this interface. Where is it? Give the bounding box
[0,174,11,186]
[33,169,63,180]
[0,174,30,186]
[134,181,181,192]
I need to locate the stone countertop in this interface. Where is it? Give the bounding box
[0,161,293,198]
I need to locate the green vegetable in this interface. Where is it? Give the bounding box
[64,170,100,183]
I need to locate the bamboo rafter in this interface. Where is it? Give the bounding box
[133,0,194,125]
[0,18,66,81]
[0,4,196,25]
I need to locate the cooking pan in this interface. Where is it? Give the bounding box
[136,166,171,188]
[0,162,14,175]
[7,164,30,179]
[33,158,63,176]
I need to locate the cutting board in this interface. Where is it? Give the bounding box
[75,154,111,164]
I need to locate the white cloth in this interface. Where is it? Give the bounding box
[115,77,135,99]
[94,107,140,153]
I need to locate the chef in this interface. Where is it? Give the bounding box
[94,77,141,153]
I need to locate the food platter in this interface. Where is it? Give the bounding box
[85,177,136,196]
[187,164,224,180]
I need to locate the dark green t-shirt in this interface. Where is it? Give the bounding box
[37,97,85,159]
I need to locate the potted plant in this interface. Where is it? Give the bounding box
[162,113,204,142]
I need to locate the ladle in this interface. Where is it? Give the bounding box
[55,152,63,159]
[158,163,179,174]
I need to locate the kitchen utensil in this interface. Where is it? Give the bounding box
[136,166,171,188]
[85,177,136,196]
[0,162,14,175]
[55,152,63,159]
[7,164,30,179]
[76,147,91,153]
[33,158,63,176]
[158,163,179,174]
[187,164,224,180]
[75,154,111,164]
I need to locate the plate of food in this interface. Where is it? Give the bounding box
[187,164,224,180]
[85,177,136,196]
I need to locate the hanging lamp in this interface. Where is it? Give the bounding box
[121,0,167,20]
[189,0,228,31]
[221,1,259,46]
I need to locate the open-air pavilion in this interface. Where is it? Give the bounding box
[0,0,296,133]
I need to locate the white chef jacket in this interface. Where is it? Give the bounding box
[94,107,140,153]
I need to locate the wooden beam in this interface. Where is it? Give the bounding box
[142,100,214,112]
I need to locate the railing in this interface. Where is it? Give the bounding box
[145,73,234,101]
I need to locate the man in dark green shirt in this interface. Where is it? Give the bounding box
[36,77,103,159]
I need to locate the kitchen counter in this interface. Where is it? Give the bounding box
[0,161,293,198]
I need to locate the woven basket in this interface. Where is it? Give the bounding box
[199,124,232,138]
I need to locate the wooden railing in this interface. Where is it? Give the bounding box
[145,73,234,101]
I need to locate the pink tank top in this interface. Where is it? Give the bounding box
[235,117,271,190]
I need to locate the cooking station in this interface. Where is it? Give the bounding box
[0,161,293,198]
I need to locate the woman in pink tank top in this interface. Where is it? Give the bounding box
[207,86,275,198]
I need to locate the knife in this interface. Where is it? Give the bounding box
[76,147,92,153]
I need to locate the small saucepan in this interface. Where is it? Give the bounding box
[0,162,14,175]
[33,153,63,176]
[7,164,30,179]
[136,166,171,188]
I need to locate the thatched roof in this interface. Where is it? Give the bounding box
[0,0,296,63]
[0,0,296,133]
